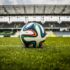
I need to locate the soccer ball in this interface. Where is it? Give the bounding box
[20,22,46,48]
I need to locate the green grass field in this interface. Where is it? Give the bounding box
[0,37,70,70]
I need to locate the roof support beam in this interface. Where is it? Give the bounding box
[0,14,70,16]
[61,5,67,14]
[3,6,8,14]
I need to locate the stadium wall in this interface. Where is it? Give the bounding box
[0,31,70,37]
[54,32,70,37]
[46,31,70,37]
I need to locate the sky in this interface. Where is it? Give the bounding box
[0,0,70,5]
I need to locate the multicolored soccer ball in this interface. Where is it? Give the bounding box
[20,22,46,48]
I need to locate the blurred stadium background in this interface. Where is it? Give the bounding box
[0,0,70,70]
[0,4,70,37]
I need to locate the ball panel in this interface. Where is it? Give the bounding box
[22,38,36,48]
[38,24,46,37]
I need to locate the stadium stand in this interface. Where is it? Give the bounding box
[11,22,25,28]
[0,22,14,28]
[0,21,70,30]
[0,22,25,29]
[43,21,60,27]
[0,5,70,37]
[60,21,70,27]
[0,22,25,37]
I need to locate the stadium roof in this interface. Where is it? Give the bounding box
[0,5,70,16]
